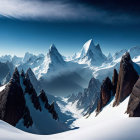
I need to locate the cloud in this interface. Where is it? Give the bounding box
[0,0,139,24]
[0,0,104,21]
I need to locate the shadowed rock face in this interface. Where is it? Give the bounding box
[39,90,58,120]
[112,69,118,96]
[24,72,41,111]
[0,68,32,127]
[0,68,59,130]
[113,52,139,106]
[127,77,140,117]
[96,77,112,114]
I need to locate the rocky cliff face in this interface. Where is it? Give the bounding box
[0,68,59,131]
[96,77,112,114]
[77,77,101,114]
[67,77,101,115]
[39,90,58,120]
[126,77,140,117]
[112,69,118,96]
[0,68,32,127]
[113,52,139,106]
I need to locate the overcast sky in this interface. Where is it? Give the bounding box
[0,0,140,56]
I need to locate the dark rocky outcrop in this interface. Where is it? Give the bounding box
[39,90,58,120]
[23,107,33,128]
[48,102,58,120]
[39,89,49,109]
[24,72,41,111]
[26,68,41,94]
[113,52,139,106]
[96,77,112,114]
[0,68,32,127]
[112,69,118,96]
[126,77,140,117]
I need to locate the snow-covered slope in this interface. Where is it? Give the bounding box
[0,96,140,140]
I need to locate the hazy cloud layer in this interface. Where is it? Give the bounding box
[0,0,139,24]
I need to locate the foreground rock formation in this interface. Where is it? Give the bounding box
[96,77,112,114]
[0,68,60,134]
[113,52,139,106]
[0,68,32,127]
[126,77,140,117]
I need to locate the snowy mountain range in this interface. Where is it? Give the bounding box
[0,39,140,139]
[0,39,139,96]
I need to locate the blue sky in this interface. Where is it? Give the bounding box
[0,0,140,57]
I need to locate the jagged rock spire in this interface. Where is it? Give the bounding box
[113,52,139,106]
[96,77,112,114]
[0,67,32,128]
[21,69,25,77]
[48,102,58,120]
[39,89,49,108]
[10,67,20,83]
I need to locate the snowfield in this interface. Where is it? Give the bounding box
[1,96,140,140]
[0,118,140,140]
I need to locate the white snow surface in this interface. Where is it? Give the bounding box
[0,96,140,140]
[0,84,6,92]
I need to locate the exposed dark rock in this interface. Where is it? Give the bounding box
[23,107,33,128]
[48,102,58,120]
[39,89,48,103]
[126,77,140,117]
[24,72,41,111]
[39,90,58,120]
[113,52,139,106]
[39,89,49,109]
[112,69,118,96]
[0,68,32,128]
[0,67,60,133]
[96,77,112,114]
[26,68,41,94]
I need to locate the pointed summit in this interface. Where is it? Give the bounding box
[49,44,58,54]
[10,67,20,83]
[47,44,65,65]
[26,68,41,94]
[82,39,95,55]
[76,39,106,65]
[50,44,56,50]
